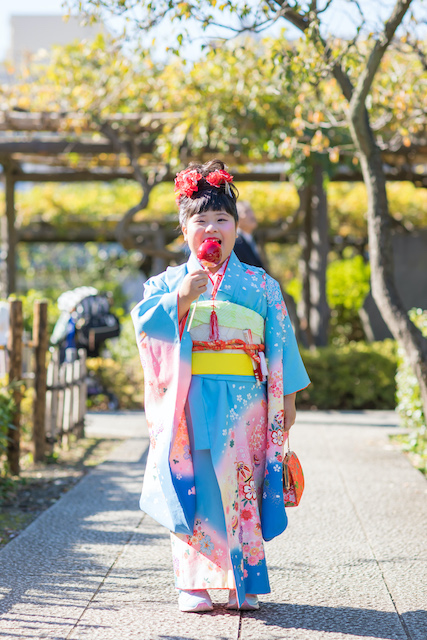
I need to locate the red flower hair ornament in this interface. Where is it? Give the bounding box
[174,169,202,202]
[174,168,234,202]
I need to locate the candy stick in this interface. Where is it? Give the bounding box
[187,301,198,332]
[187,239,222,333]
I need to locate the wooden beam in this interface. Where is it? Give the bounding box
[9,168,427,186]
[0,139,154,155]
[14,170,134,182]
[17,222,179,244]
[0,110,182,133]
[16,219,368,251]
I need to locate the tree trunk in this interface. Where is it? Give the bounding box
[298,185,315,348]
[309,163,330,346]
[151,224,168,275]
[298,166,330,348]
[350,108,427,417]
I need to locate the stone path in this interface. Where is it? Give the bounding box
[0,410,426,640]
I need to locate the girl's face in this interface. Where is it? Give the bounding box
[183,208,238,272]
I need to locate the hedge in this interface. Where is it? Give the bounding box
[395,309,427,472]
[298,340,397,410]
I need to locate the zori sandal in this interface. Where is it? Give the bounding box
[227,590,259,610]
[178,589,213,613]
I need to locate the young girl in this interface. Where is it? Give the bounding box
[131,159,310,613]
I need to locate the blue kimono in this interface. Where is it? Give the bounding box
[132,251,310,605]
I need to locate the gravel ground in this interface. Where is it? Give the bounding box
[0,431,121,548]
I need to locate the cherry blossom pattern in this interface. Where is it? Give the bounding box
[243,479,257,502]
[271,429,284,446]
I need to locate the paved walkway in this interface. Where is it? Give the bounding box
[0,411,426,640]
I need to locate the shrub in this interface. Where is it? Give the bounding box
[395,309,427,472]
[0,382,15,475]
[298,340,397,410]
[86,315,144,410]
[326,253,371,345]
[285,252,372,346]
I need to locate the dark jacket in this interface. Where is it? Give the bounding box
[233,233,265,269]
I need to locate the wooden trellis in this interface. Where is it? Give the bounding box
[1,109,427,298]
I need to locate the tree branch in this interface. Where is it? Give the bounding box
[99,121,168,247]
[350,0,413,114]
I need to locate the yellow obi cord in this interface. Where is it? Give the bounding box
[191,352,254,377]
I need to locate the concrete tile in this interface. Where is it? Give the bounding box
[1,412,426,640]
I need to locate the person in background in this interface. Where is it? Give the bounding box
[234,201,265,269]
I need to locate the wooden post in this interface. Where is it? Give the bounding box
[32,300,48,462]
[7,299,23,475]
[78,348,87,437]
[1,167,17,296]
[45,348,59,449]
[62,362,74,449]
[56,364,66,445]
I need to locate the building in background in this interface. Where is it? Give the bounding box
[6,14,104,67]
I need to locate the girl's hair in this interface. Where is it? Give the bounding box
[176,159,239,229]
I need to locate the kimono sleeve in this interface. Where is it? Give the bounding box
[130,269,195,535]
[131,273,180,345]
[265,275,310,396]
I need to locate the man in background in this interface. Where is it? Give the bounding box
[234,200,301,342]
[234,201,266,269]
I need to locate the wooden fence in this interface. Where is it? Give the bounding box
[45,348,87,451]
[2,299,87,475]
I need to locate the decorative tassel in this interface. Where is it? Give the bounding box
[209,309,219,340]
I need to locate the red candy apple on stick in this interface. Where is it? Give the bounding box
[187,239,222,332]
[197,238,222,267]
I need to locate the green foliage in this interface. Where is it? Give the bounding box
[17,182,144,226]
[395,309,427,473]
[0,382,15,476]
[15,179,427,246]
[17,243,141,313]
[327,253,370,310]
[327,182,427,239]
[20,291,60,334]
[299,340,397,410]
[86,316,144,410]
[327,252,371,345]
[63,2,427,159]
[284,252,371,346]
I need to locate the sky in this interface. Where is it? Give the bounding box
[1,0,425,62]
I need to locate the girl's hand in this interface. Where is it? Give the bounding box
[178,270,209,321]
[283,393,296,433]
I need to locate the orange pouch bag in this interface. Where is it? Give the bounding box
[282,441,305,507]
